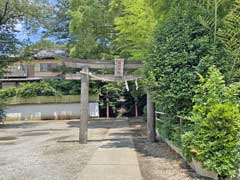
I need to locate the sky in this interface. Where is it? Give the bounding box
[15,0,57,44]
[15,24,45,43]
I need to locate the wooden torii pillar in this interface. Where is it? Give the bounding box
[63,58,156,144]
[79,67,89,144]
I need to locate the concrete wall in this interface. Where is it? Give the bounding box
[5,103,99,121]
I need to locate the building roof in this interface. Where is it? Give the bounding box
[33,49,68,59]
[0,78,43,82]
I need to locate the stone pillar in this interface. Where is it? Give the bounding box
[147,91,156,142]
[79,67,89,144]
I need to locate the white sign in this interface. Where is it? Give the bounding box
[115,59,124,77]
[89,103,99,117]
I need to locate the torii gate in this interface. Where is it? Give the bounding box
[63,58,156,144]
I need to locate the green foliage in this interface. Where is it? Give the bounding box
[0,31,19,55]
[31,40,66,50]
[113,0,156,59]
[148,0,175,20]
[16,81,59,97]
[145,1,214,116]
[99,82,122,114]
[156,115,183,147]
[0,0,50,55]
[0,80,83,98]
[43,0,71,43]
[182,67,240,178]
[23,40,67,58]
[69,0,116,59]
[218,0,240,82]
[68,0,158,60]
[123,81,146,116]
[181,131,195,161]
[0,99,6,121]
[0,87,17,99]
[196,0,232,44]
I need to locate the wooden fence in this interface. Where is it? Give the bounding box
[5,95,99,105]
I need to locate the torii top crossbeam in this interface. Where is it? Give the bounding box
[63,58,143,70]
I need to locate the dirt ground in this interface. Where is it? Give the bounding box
[0,120,109,180]
[129,120,211,180]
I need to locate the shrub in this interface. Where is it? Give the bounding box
[16,81,60,97]
[0,80,87,99]
[0,87,17,99]
[47,80,81,95]
[156,115,183,147]
[0,99,6,122]
[182,66,240,178]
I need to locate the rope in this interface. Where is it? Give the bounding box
[79,71,142,82]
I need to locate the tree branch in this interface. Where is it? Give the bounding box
[0,0,10,25]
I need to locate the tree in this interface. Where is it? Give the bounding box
[69,0,116,59]
[22,40,67,58]
[43,0,71,43]
[218,0,240,82]
[0,0,51,73]
[0,0,50,55]
[0,0,51,117]
[144,1,215,116]
[98,82,122,118]
[31,40,66,49]
[196,0,235,44]
[113,0,156,60]
[124,81,146,117]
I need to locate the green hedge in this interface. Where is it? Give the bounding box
[0,80,82,99]
[156,67,240,178]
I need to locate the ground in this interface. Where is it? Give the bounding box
[0,119,210,180]
[129,120,210,180]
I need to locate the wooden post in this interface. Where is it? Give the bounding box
[106,94,110,119]
[79,67,89,144]
[147,91,156,142]
[135,100,138,118]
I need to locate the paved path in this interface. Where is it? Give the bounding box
[78,120,143,180]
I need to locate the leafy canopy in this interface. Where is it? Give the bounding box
[113,0,156,60]
[0,0,50,55]
[69,0,116,59]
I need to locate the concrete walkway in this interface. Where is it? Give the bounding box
[78,120,143,180]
